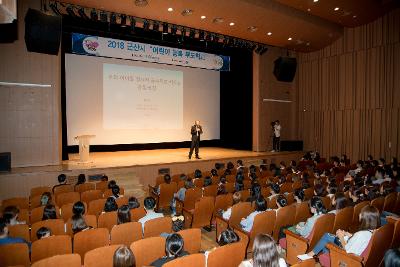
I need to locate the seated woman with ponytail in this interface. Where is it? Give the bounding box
[150,233,188,267]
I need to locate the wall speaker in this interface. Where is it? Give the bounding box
[0,152,11,172]
[24,8,61,55]
[273,57,297,82]
[280,140,303,151]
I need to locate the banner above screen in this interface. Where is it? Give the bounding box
[71,33,230,71]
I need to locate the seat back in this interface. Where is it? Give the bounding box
[268,195,278,209]
[98,211,118,231]
[229,202,253,229]
[130,207,146,221]
[371,197,385,213]
[214,193,233,216]
[158,182,177,209]
[1,197,29,210]
[130,236,166,267]
[87,198,107,217]
[30,194,53,210]
[280,182,293,193]
[84,245,120,267]
[73,228,110,263]
[115,196,129,207]
[110,222,142,246]
[32,254,81,267]
[194,178,204,187]
[237,190,250,202]
[207,241,246,267]
[333,206,354,232]
[53,184,74,195]
[144,216,172,238]
[190,196,215,228]
[225,182,235,193]
[352,201,369,231]
[307,213,335,250]
[56,192,80,207]
[178,228,202,254]
[248,210,276,250]
[304,188,314,200]
[389,218,400,248]
[164,253,205,267]
[30,205,61,224]
[183,188,202,210]
[31,235,72,263]
[95,181,108,192]
[273,204,296,240]
[321,197,332,211]
[31,186,52,198]
[383,192,397,213]
[0,243,30,267]
[65,214,97,236]
[364,223,394,267]
[8,224,30,242]
[75,183,96,194]
[81,190,103,204]
[286,192,295,204]
[61,202,88,222]
[203,184,218,197]
[294,202,311,225]
[31,219,65,241]
[103,188,125,198]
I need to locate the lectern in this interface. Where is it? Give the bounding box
[74,135,95,163]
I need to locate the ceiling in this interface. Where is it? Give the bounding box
[59,0,399,52]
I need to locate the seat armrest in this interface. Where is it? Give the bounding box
[285,229,309,265]
[326,243,363,266]
[175,198,184,214]
[182,207,194,228]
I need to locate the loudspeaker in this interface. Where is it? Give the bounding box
[0,19,18,43]
[0,152,11,172]
[25,8,62,55]
[273,57,297,82]
[280,140,303,151]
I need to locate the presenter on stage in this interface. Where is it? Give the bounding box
[189,120,203,159]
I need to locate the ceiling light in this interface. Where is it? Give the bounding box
[288,37,292,41]
[213,17,224,24]
[307,8,311,12]
[135,0,148,7]
[201,15,206,19]
[267,32,272,36]
[167,7,173,12]
[334,7,340,11]
[181,9,193,16]
[313,0,318,2]
[353,15,357,18]
[247,26,258,32]
[229,22,235,26]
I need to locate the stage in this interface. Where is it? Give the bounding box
[0,148,303,201]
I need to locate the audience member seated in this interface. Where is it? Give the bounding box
[217,177,227,195]
[73,201,85,216]
[52,173,69,193]
[301,205,379,259]
[203,176,212,187]
[74,173,86,189]
[329,192,348,214]
[171,179,194,215]
[237,160,244,170]
[154,174,171,195]
[150,233,188,267]
[42,204,57,220]
[287,196,326,238]
[36,227,51,240]
[111,185,122,199]
[40,192,52,206]
[0,218,27,245]
[235,172,245,192]
[2,206,25,225]
[239,234,287,267]
[247,183,262,203]
[113,245,136,267]
[294,188,305,203]
[108,180,117,189]
[138,197,164,231]
[313,184,326,197]
[128,197,140,209]
[384,248,400,267]
[241,196,268,232]
[71,214,92,234]
[104,197,118,213]
[217,228,239,246]
[117,205,131,225]
[268,183,280,201]
[222,192,242,220]
[276,195,288,210]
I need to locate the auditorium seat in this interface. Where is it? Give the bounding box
[387,216,400,248]
[17,209,29,225]
[65,215,97,236]
[371,196,385,213]
[103,187,125,198]
[280,182,293,193]
[268,195,278,209]
[321,196,332,211]
[183,196,214,229]
[164,253,205,267]
[61,202,88,222]
[1,197,29,210]
[75,183,95,194]
[291,259,316,267]
[80,190,103,205]
[225,175,235,183]
[98,211,118,231]
[286,192,295,204]
[130,207,146,221]
[243,180,252,190]
[273,204,296,241]
[149,182,177,211]
[207,241,246,267]
[383,192,397,213]
[31,235,72,264]
[294,201,312,225]
[55,192,80,208]
[30,186,52,198]
[110,222,142,246]
[194,178,204,187]
[175,187,202,214]
[143,217,172,238]
[225,182,235,193]
[130,236,166,267]
[178,228,202,254]
[332,206,353,233]
[325,223,394,267]
[303,188,314,200]
[84,245,120,267]
[73,228,110,264]
[203,184,218,197]
[350,201,369,232]
[115,196,129,207]
[30,194,54,210]
[213,193,233,218]
[95,181,108,192]
[0,243,30,267]
[53,184,74,195]
[87,198,107,217]
[261,187,271,198]
[7,224,30,242]
[31,254,81,267]
[31,219,65,241]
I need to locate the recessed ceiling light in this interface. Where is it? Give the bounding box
[334,7,340,11]
[288,37,292,41]
[306,42,310,46]
[181,9,193,16]
[247,26,258,32]
[313,0,318,2]
[229,22,235,26]
[200,15,206,19]
[134,0,148,7]
[213,17,224,24]
[167,7,173,12]
[267,32,272,36]
[307,8,311,12]
[353,15,357,18]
